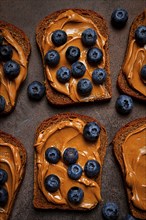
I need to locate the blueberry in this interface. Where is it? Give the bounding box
[87,47,103,65]
[135,26,146,47]
[63,147,78,165]
[45,147,61,164]
[81,28,97,46]
[0,169,8,185]
[84,160,100,178]
[0,187,8,206]
[27,81,45,100]
[77,78,93,96]
[67,187,84,205]
[140,65,146,80]
[71,61,86,78]
[67,164,82,180]
[92,68,107,84]
[44,50,60,67]
[3,60,20,80]
[0,96,6,113]
[44,174,60,193]
[0,36,4,45]
[0,45,13,61]
[52,30,67,46]
[66,46,80,63]
[56,66,71,83]
[111,8,128,28]
[116,95,133,114]
[102,202,119,220]
[124,214,137,220]
[83,122,100,142]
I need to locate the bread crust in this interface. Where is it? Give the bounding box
[0,130,27,220]
[33,112,108,210]
[0,20,31,114]
[36,9,112,105]
[113,117,146,219]
[117,10,146,102]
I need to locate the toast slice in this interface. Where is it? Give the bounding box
[33,112,107,210]
[0,21,31,114]
[113,118,146,219]
[36,9,112,105]
[117,10,146,102]
[0,130,26,220]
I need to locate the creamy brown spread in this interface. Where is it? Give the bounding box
[0,28,27,108]
[0,138,24,220]
[123,10,146,96]
[42,10,110,102]
[35,118,102,209]
[122,124,146,211]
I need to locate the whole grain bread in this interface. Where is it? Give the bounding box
[0,130,26,220]
[33,112,108,210]
[0,20,31,114]
[117,10,146,102]
[113,117,146,219]
[36,9,112,106]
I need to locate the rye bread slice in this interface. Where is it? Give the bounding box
[117,10,146,102]
[113,117,146,219]
[0,130,27,220]
[36,9,111,106]
[0,20,31,114]
[33,112,107,210]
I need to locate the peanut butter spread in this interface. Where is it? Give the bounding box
[0,28,27,108]
[35,118,102,209]
[0,138,24,220]
[123,10,146,96]
[42,10,110,102]
[122,124,146,211]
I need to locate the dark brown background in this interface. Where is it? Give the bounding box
[0,0,146,219]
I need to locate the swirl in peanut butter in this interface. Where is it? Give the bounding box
[42,10,110,102]
[35,118,102,209]
[122,124,146,211]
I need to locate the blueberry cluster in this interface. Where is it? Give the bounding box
[44,28,107,97]
[0,35,21,112]
[43,121,101,205]
[0,169,8,207]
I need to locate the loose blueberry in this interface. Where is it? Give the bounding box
[0,169,8,185]
[56,66,71,83]
[44,50,60,67]
[27,81,45,100]
[87,47,103,65]
[83,122,100,142]
[140,65,146,80]
[67,164,82,180]
[52,30,67,46]
[81,28,97,46]
[92,68,107,84]
[0,187,8,206]
[44,174,60,193]
[3,60,20,80]
[0,36,4,45]
[71,61,86,78]
[84,160,100,178]
[77,78,93,97]
[102,202,119,220]
[66,46,80,63]
[135,26,146,47]
[116,95,133,114]
[0,96,6,113]
[111,8,128,28]
[0,45,13,61]
[67,187,84,205]
[63,147,78,165]
[45,147,61,164]
[124,214,137,220]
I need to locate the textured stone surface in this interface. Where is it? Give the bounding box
[0,0,146,219]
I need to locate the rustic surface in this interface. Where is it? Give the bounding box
[0,0,146,219]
